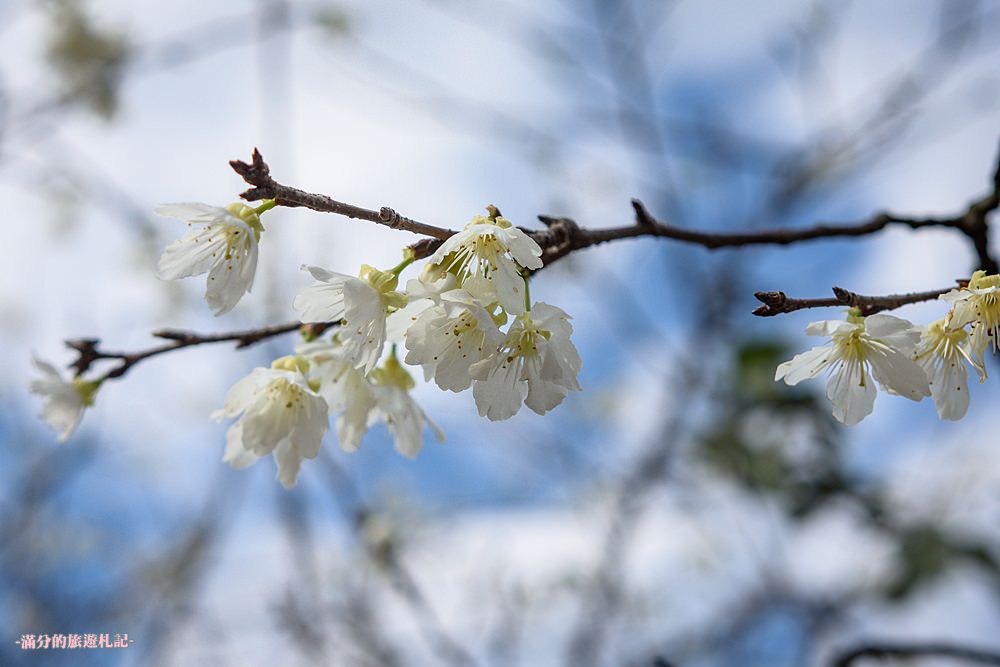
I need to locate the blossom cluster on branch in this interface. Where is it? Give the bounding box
[27,145,1000,482]
[776,269,1000,424]
[31,199,581,487]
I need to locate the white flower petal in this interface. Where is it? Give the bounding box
[775,345,835,385]
[368,384,444,458]
[205,244,256,316]
[216,367,329,484]
[804,320,855,337]
[386,297,433,343]
[496,225,543,269]
[155,202,230,221]
[868,348,931,402]
[223,422,258,469]
[29,356,88,442]
[927,356,970,421]
[492,254,527,314]
[337,388,375,452]
[827,360,877,425]
[471,355,526,421]
[274,440,305,489]
[864,313,921,352]
[157,227,226,280]
[155,204,258,313]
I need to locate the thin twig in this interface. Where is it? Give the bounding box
[829,641,1000,667]
[751,285,958,317]
[67,321,335,381]
[229,149,457,242]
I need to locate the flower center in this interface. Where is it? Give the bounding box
[976,292,1000,338]
[266,378,308,411]
[371,354,415,390]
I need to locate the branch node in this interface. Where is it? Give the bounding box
[408,237,443,260]
[831,286,855,305]
[151,329,190,341]
[751,291,789,317]
[64,338,102,376]
[631,199,656,228]
[230,148,276,202]
[379,206,404,229]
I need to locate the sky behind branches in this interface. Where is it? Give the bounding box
[2,1,1000,665]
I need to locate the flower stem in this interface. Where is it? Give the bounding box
[389,255,415,277]
[254,199,277,215]
[522,271,531,312]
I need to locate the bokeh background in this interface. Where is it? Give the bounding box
[2,1,1000,665]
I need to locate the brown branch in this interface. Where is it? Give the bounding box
[751,285,959,317]
[67,322,336,381]
[549,145,1000,265]
[829,641,1000,667]
[230,141,1000,274]
[229,149,457,243]
[68,143,998,378]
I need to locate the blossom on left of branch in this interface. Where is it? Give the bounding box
[155,200,276,315]
[29,356,101,442]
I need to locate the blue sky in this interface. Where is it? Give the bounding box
[2,1,1000,665]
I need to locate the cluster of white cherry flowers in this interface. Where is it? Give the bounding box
[30,201,582,488]
[775,270,1000,425]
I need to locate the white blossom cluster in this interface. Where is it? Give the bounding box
[776,270,1000,425]
[30,203,582,488]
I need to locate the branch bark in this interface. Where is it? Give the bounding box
[751,285,959,317]
[67,321,336,381]
[229,149,457,242]
[230,142,1000,275]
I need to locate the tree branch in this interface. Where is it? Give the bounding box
[229,149,457,243]
[67,322,336,381]
[751,285,959,317]
[65,143,999,378]
[829,641,1000,667]
[230,142,1000,274]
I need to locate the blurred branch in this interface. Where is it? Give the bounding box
[66,321,336,380]
[318,453,480,667]
[376,543,481,667]
[829,641,1000,667]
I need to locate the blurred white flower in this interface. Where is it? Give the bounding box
[775,312,931,425]
[470,302,581,421]
[367,354,444,458]
[155,202,268,316]
[941,269,1000,364]
[421,210,542,314]
[404,288,504,392]
[29,356,100,442]
[214,356,328,489]
[296,339,375,452]
[294,264,407,374]
[913,319,984,421]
